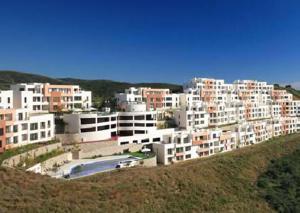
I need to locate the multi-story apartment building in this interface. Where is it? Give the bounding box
[174,102,209,130]
[116,87,178,111]
[252,120,273,143]
[191,129,236,158]
[0,108,54,152]
[10,83,91,112]
[0,90,13,109]
[140,87,170,111]
[63,112,118,142]
[62,101,157,142]
[153,130,193,165]
[235,122,256,147]
[206,103,238,126]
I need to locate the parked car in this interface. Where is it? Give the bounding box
[115,160,136,169]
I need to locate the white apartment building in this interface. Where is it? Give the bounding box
[206,103,238,126]
[252,120,273,143]
[0,90,13,109]
[10,83,92,112]
[163,93,180,109]
[191,129,236,158]
[0,108,54,152]
[235,122,256,147]
[153,130,193,165]
[174,102,209,130]
[63,112,118,142]
[118,110,157,136]
[115,87,143,110]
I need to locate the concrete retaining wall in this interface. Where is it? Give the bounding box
[40,152,72,174]
[26,152,72,174]
[139,155,157,167]
[2,142,62,167]
[78,143,144,159]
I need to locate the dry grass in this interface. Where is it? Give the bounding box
[1,134,300,212]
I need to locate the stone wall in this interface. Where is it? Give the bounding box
[139,155,157,167]
[2,142,62,167]
[40,152,72,174]
[26,152,72,174]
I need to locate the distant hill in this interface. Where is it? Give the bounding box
[0,71,64,90]
[0,70,183,108]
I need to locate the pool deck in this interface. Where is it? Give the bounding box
[48,155,132,178]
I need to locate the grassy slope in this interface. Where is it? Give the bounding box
[1,134,300,212]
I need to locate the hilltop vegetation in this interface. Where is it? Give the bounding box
[0,133,300,212]
[0,70,183,108]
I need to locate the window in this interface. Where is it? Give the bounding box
[119,123,133,127]
[30,133,38,141]
[141,139,150,143]
[18,113,23,121]
[184,137,189,143]
[74,96,82,101]
[30,123,38,130]
[146,114,154,120]
[97,125,110,131]
[153,137,160,142]
[6,126,11,133]
[13,125,18,133]
[135,130,145,134]
[6,138,11,144]
[120,141,129,145]
[97,117,109,123]
[22,134,28,141]
[22,124,28,130]
[167,149,173,155]
[146,123,154,127]
[185,146,191,151]
[41,122,46,129]
[186,154,191,159]
[134,123,144,127]
[13,136,18,144]
[134,115,145,120]
[111,124,116,129]
[41,131,46,139]
[111,131,117,137]
[119,116,133,120]
[81,127,96,133]
[111,117,117,121]
[80,118,96,125]
[0,128,3,136]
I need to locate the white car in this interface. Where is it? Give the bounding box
[115,160,137,169]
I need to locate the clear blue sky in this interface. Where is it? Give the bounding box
[0,0,300,84]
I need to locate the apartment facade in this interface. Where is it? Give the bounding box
[10,83,92,112]
[0,108,54,152]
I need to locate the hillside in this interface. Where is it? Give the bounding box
[0,133,300,212]
[0,71,183,107]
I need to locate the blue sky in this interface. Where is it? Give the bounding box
[0,0,300,85]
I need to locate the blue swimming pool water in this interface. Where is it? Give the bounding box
[68,157,137,179]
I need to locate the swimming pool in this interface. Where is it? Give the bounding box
[67,156,138,179]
